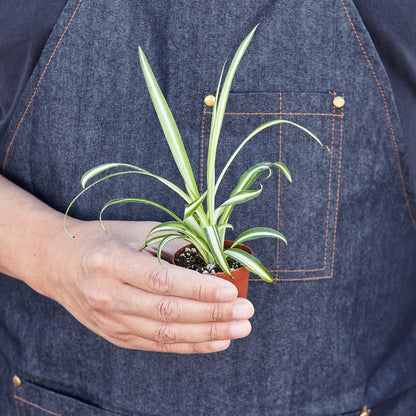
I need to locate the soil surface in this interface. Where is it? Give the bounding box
[174,247,242,274]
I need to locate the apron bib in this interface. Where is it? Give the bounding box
[1,0,415,414]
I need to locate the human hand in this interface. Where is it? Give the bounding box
[44,220,254,354]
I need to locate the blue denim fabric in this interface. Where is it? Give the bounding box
[1,0,415,415]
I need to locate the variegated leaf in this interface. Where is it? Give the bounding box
[224,248,273,283]
[231,227,287,248]
[204,225,232,276]
[139,48,200,200]
[184,191,208,219]
[216,119,328,193]
[218,186,263,208]
[206,26,258,220]
[157,235,186,266]
[99,198,181,231]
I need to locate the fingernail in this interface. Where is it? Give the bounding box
[216,286,238,302]
[233,300,254,320]
[210,340,230,351]
[230,321,251,338]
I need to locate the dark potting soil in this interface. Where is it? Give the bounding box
[174,247,242,274]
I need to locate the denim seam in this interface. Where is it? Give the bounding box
[14,385,22,416]
[276,92,338,276]
[1,0,83,175]
[339,0,416,231]
[206,111,342,117]
[201,93,343,282]
[275,91,283,280]
[14,395,63,416]
[271,107,343,282]
[247,103,343,282]
[200,105,208,194]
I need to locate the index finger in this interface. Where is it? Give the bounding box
[121,249,239,302]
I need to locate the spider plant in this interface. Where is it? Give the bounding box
[64,25,329,282]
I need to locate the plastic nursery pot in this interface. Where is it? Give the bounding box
[172,240,253,298]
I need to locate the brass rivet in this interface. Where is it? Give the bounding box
[360,405,370,416]
[204,95,215,107]
[13,375,21,387]
[333,95,345,108]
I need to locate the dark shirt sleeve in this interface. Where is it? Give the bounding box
[0,0,67,139]
[1,1,415,193]
[353,0,416,191]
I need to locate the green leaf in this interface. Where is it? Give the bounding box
[216,119,328,193]
[206,25,258,221]
[184,191,208,219]
[157,235,186,266]
[81,163,125,188]
[80,164,190,201]
[217,162,291,197]
[98,198,181,232]
[224,248,273,283]
[146,221,188,237]
[210,61,227,134]
[203,225,232,276]
[273,162,292,183]
[218,223,234,233]
[146,221,213,263]
[139,234,171,251]
[217,162,290,228]
[231,227,287,248]
[64,167,190,238]
[139,47,200,200]
[218,185,263,208]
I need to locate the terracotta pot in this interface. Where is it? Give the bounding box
[172,240,253,298]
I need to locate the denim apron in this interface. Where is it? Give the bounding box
[1,0,415,414]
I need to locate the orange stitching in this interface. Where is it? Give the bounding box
[250,107,344,282]
[2,0,83,174]
[251,275,332,282]
[14,386,21,416]
[21,386,27,416]
[273,95,338,277]
[330,108,343,277]
[276,94,338,275]
[14,396,64,416]
[200,106,207,193]
[322,94,337,267]
[339,0,416,231]
[204,111,343,117]
[276,267,325,273]
[275,92,283,282]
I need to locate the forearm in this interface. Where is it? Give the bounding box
[0,175,253,353]
[0,174,75,295]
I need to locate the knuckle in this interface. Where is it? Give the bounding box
[155,323,176,344]
[208,323,220,341]
[83,246,111,274]
[148,268,171,294]
[210,303,223,322]
[192,279,206,301]
[157,298,177,322]
[85,288,113,311]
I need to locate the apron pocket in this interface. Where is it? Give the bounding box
[14,378,135,416]
[200,91,344,282]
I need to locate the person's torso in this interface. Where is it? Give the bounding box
[1,1,415,414]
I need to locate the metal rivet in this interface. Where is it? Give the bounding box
[204,95,215,107]
[13,375,21,387]
[333,95,345,108]
[360,405,371,416]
